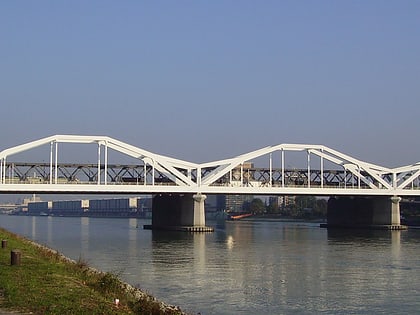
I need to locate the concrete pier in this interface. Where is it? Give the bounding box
[144,193,214,232]
[323,196,407,230]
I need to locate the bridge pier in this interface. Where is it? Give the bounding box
[323,196,407,230]
[144,193,214,232]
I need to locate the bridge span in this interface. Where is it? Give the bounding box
[1,135,419,230]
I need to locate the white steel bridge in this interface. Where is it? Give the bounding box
[1,134,420,197]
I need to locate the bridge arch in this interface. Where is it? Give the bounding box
[0,134,419,195]
[0,135,198,188]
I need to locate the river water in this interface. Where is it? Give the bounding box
[0,214,419,314]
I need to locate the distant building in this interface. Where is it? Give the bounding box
[269,196,295,210]
[268,196,295,213]
[225,194,254,212]
[25,194,263,217]
[27,197,153,218]
[20,194,42,212]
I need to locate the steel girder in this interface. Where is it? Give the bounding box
[1,163,183,184]
[0,135,197,187]
[198,143,420,193]
[1,135,420,195]
[1,163,368,188]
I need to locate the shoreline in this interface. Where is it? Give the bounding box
[240,215,326,223]
[26,237,186,314]
[0,227,190,315]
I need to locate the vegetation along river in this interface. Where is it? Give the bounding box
[0,214,419,314]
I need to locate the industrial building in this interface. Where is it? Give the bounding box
[27,197,152,218]
[26,194,255,218]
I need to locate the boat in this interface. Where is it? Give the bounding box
[226,212,253,221]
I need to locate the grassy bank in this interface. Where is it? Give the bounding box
[0,228,187,315]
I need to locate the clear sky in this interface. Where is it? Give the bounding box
[1,1,419,167]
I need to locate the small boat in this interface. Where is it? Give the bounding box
[227,213,253,221]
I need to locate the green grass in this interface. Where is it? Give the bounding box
[0,228,187,315]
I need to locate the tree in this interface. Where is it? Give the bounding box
[266,202,279,214]
[292,196,327,218]
[313,198,327,218]
[294,196,316,210]
[249,198,265,214]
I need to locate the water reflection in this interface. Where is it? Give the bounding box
[226,235,234,250]
[151,231,195,267]
[31,216,36,239]
[1,215,420,314]
[327,228,397,242]
[194,233,206,269]
[80,217,89,257]
[324,229,414,313]
[128,218,138,259]
[391,230,401,259]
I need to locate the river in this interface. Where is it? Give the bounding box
[0,214,419,314]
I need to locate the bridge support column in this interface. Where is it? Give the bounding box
[144,193,213,232]
[193,194,206,226]
[323,196,406,230]
[372,196,402,226]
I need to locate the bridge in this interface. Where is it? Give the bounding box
[1,135,420,230]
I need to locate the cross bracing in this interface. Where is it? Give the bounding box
[0,135,420,196]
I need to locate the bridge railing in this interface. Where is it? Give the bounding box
[2,166,420,192]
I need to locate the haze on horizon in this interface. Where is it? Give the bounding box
[1,1,419,169]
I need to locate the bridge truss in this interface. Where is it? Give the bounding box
[0,135,419,196]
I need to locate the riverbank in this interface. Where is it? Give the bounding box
[241,214,326,223]
[0,227,188,315]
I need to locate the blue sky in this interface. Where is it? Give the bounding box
[1,1,419,167]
